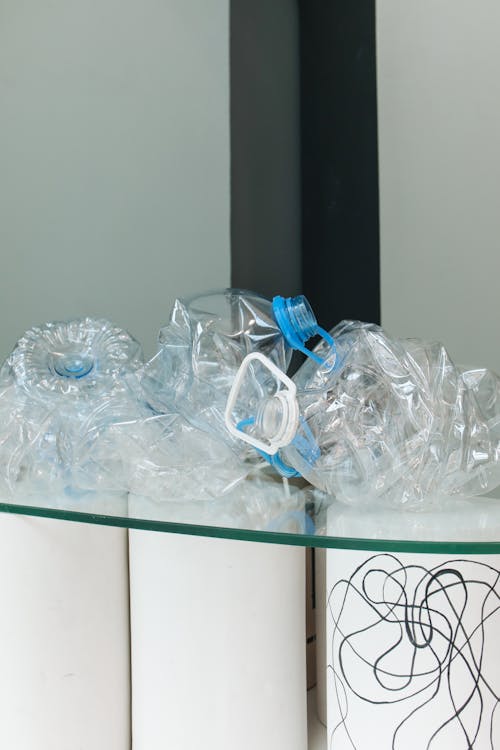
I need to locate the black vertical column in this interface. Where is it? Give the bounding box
[230,0,301,299]
[299,0,380,329]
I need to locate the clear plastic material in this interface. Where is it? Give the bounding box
[138,290,294,459]
[126,412,252,501]
[128,470,316,536]
[229,321,500,509]
[287,321,500,508]
[0,318,144,497]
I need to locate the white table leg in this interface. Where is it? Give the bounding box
[129,530,307,750]
[326,546,500,749]
[0,514,130,750]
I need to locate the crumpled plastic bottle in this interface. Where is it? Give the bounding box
[126,410,252,502]
[225,319,500,509]
[0,318,144,497]
[137,289,330,468]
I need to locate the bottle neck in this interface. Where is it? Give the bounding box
[255,393,295,447]
[272,295,336,366]
[225,352,300,455]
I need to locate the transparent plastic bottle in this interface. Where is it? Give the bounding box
[226,320,500,508]
[0,318,143,497]
[139,289,330,465]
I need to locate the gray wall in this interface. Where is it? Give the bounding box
[0,0,230,359]
[377,0,500,372]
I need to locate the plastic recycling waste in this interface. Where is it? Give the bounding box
[4,296,495,512]
[127,411,251,501]
[128,450,312,531]
[138,289,329,470]
[0,318,144,497]
[226,319,500,509]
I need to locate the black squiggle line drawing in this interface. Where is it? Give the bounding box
[328,554,500,749]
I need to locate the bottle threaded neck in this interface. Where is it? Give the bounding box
[284,296,318,342]
[272,295,319,346]
[255,394,289,443]
[273,294,335,367]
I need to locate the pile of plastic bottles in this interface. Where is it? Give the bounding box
[0,289,498,509]
[0,318,145,497]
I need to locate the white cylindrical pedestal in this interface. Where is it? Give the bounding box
[326,499,500,750]
[130,530,307,750]
[0,514,130,750]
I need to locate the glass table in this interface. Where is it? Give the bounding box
[2,480,500,553]
[2,483,500,750]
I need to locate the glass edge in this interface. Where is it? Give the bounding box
[1,503,500,554]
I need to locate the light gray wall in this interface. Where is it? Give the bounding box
[0,0,230,359]
[377,0,500,372]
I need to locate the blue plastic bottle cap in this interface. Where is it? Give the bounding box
[272,296,316,349]
[272,295,336,366]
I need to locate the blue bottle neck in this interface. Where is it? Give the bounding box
[272,295,335,366]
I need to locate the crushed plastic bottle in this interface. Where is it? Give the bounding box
[226,320,500,509]
[0,318,144,497]
[126,411,252,502]
[137,289,329,463]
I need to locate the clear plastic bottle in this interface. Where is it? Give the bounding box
[226,320,500,508]
[139,289,330,464]
[0,318,144,497]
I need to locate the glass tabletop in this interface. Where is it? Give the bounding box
[2,479,500,553]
